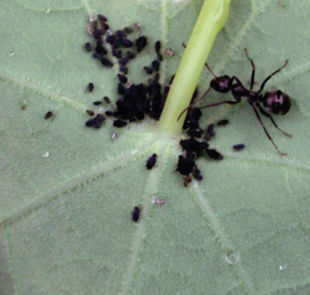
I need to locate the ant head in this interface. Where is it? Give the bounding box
[262,90,291,115]
[210,76,232,93]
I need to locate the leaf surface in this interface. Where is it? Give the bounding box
[1,0,310,294]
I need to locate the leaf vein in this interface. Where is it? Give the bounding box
[0,71,88,113]
[192,183,258,294]
[0,139,155,231]
[120,141,168,295]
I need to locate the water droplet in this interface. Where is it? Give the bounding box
[45,8,50,14]
[279,265,287,271]
[152,197,165,205]
[224,250,240,265]
[42,151,49,158]
[9,51,15,57]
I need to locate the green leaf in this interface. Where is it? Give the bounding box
[1,0,310,294]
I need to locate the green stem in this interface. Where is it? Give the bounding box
[158,0,231,133]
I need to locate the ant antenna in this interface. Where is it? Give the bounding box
[258,59,289,94]
[182,43,217,78]
[244,48,256,91]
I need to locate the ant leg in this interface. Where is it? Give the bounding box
[251,104,287,156]
[244,48,256,91]
[258,59,289,94]
[256,104,292,137]
[177,87,211,121]
[199,98,240,110]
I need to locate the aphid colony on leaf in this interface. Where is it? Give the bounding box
[83,14,168,130]
[81,14,292,188]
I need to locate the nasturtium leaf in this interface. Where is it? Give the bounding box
[1,0,310,294]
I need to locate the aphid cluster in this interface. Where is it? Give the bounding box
[84,14,170,129]
[176,102,227,186]
[82,14,290,191]
[181,47,292,156]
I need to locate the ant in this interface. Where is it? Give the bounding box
[178,45,292,156]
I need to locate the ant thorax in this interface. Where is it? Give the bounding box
[246,91,259,104]
[231,81,248,99]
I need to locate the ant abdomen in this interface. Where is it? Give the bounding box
[210,75,232,93]
[262,90,291,115]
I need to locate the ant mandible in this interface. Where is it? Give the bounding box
[178,46,292,156]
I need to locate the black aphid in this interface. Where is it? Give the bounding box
[183,175,192,187]
[124,27,133,34]
[155,41,161,53]
[112,48,122,58]
[127,51,135,59]
[117,74,128,84]
[84,42,91,52]
[93,101,102,106]
[105,111,118,117]
[98,14,108,23]
[85,118,96,127]
[86,109,95,116]
[103,96,111,104]
[157,53,163,62]
[187,128,203,138]
[217,119,229,126]
[177,155,195,176]
[113,119,127,128]
[121,39,133,48]
[120,65,128,74]
[131,206,141,222]
[119,58,129,66]
[136,36,147,52]
[118,83,125,94]
[180,137,208,154]
[87,82,94,92]
[144,66,153,75]
[115,30,126,39]
[44,111,53,120]
[181,45,292,156]
[95,44,107,55]
[205,148,224,160]
[183,108,202,131]
[106,35,115,44]
[193,167,203,181]
[151,60,160,71]
[146,153,157,169]
[85,113,105,129]
[205,124,215,141]
[233,144,245,151]
[101,57,113,67]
